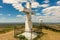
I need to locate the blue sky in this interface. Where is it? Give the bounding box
[0,0,60,23]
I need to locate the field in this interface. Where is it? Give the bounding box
[0,24,14,34]
[0,23,60,40]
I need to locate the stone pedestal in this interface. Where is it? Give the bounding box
[17,13,38,40]
[20,32,37,40]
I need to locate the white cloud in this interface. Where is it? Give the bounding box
[2,0,60,23]
[17,0,27,3]
[3,0,28,4]
[42,6,60,16]
[3,0,49,11]
[40,4,49,8]
[12,3,24,11]
[3,0,24,11]
[43,0,49,3]
[3,0,18,4]
[1,17,6,19]
[57,1,60,5]
[31,15,60,23]
[31,2,40,8]
[41,6,60,23]
[26,2,48,8]
[0,6,3,8]
[16,15,23,17]
[0,14,3,16]
[7,14,11,16]
[39,16,60,23]
[0,17,25,23]
[35,13,41,16]
[0,17,6,22]
[29,15,59,23]
[0,15,60,23]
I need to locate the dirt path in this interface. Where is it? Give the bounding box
[0,29,60,40]
[0,30,18,40]
[40,29,60,40]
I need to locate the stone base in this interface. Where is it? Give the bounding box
[17,32,38,40]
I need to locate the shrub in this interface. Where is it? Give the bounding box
[17,35,28,40]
